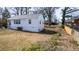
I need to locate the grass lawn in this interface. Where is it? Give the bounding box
[0,25,78,51]
[0,28,52,51]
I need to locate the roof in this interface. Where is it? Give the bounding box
[8,14,42,20]
[72,16,79,19]
[65,16,79,22]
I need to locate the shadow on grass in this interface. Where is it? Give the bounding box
[45,26,57,28]
[11,28,58,35]
[40,29,58,35]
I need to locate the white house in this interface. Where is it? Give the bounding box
[7,14,44,32]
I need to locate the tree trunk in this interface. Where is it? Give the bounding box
[62,10,66,28]
[62,7,69,28]
[62,7,68,28]
[25,7,27,15]
[15,8,19,15]
[48,14,52,26]
[21,7,23,15]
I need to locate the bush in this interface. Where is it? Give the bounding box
[0,18,7,28]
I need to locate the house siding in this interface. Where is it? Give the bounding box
[74,19,79,25]
[8,15,44,32]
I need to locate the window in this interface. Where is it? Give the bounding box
[14,20,20,24]
[29,19,31,24]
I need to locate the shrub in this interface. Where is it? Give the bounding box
[0,18,7,28]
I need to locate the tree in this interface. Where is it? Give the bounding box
[37,7,59,26]
[61,7,79,28]
[45,7,52,26]
[2,7,10,28]
[44,7,59,26]
[61,7,69,28]
[2,7,10,19]
[24,7,31,15]
[11,7,31,15]
[20,7,23,15]
[15,7,20,15]
[36,8,46,20]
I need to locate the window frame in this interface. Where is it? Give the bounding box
[14,19,21,24]
[28,19,31,24]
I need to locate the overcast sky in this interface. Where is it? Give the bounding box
[5,7,79,22]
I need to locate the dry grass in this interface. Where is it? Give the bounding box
[0,29,52,51]
[0,25,78,51]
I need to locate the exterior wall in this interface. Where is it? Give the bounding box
[64,25,73,35]
[22,19,40,32]
[8,16,44,32]
[38,15,44,31]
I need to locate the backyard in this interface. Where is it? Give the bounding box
[0,25,78,51]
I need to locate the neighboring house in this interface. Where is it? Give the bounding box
[64,10,79,35]
[65,10,79,27]
[64,16,79,35]
[7,14,44,32]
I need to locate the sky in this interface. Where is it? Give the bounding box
[54,8,63,22]
[54,7,79,22]
[1,7,79,22]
